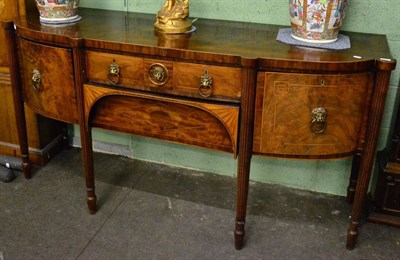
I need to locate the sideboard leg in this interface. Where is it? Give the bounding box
[234,220,246,250]
[347,152,362,203]
[71,41,97,214]
[2,21,32,179]
[346,63,395,250]
[81,126,97,215]
[86,188,97,215]
[21,154,32,179]
[346,220,359,250]
[235,151,251,250]
[234,62,257,250]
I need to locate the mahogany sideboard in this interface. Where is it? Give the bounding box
[0,0,65,165]
[2,8,396,250]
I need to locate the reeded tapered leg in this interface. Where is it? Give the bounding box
[71,41,97,214]
[80,124,97,214]
[346,220,359,249]
[235,155,251,249]
[234,63,257,250]
[346,63,395,250]
[235,137,252,249]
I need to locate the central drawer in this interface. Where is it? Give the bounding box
[85,51,242,102]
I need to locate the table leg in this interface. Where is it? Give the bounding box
[234,63,257,249]
[346,64,394,249]
[235,152,251,250]
[71,42,97,214]
[80,126,97,215]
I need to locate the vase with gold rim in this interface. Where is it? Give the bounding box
[289,0,348,43]
[35,0,81,24]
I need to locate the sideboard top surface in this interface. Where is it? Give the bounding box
[15,8,394,69]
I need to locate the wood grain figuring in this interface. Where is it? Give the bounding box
[0,1,5,15]
[0,0,26,64]
[17,0,26,16]
[86,52,242,102]
[86,51,144,88]
[0,70,66,165]
[15,9,391,72]
[84,85,239,155]
[0,73,15,143]
[5,8,397,250]
[173,62,242,100]
[0,2,65,165]
[0,0,19,67]
[253,72,370,157]
[19,38,78,123]
[0,71,10,84]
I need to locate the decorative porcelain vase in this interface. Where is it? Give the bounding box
[289,0,348,43]
[35,0,81,24]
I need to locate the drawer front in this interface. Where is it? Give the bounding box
[20,38,78,123]
[253,72,371,157]
[86,51,144,88]
[85,51,242,102]
[173,62,242,100]
[84,85,239,155]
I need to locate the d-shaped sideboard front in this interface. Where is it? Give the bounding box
[2,8,396,250]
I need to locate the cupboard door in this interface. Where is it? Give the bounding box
[253,72,371,157]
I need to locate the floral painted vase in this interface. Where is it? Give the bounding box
[289,0,348,43]
[35,0,80,23]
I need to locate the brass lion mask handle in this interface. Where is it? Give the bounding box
[148,63,169,86]
[32,69,41,92]
[311,107,327,134]
[198,70,213,98]
[108,59,120,85]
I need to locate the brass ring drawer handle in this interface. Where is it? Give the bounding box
[148,63,169,86]
[311,107,327,134]
[198,70,213,98]
[108,59,120,85]
[32,69,41,92]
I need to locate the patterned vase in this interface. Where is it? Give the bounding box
[35,0,80,24]
[289,0,348,43]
